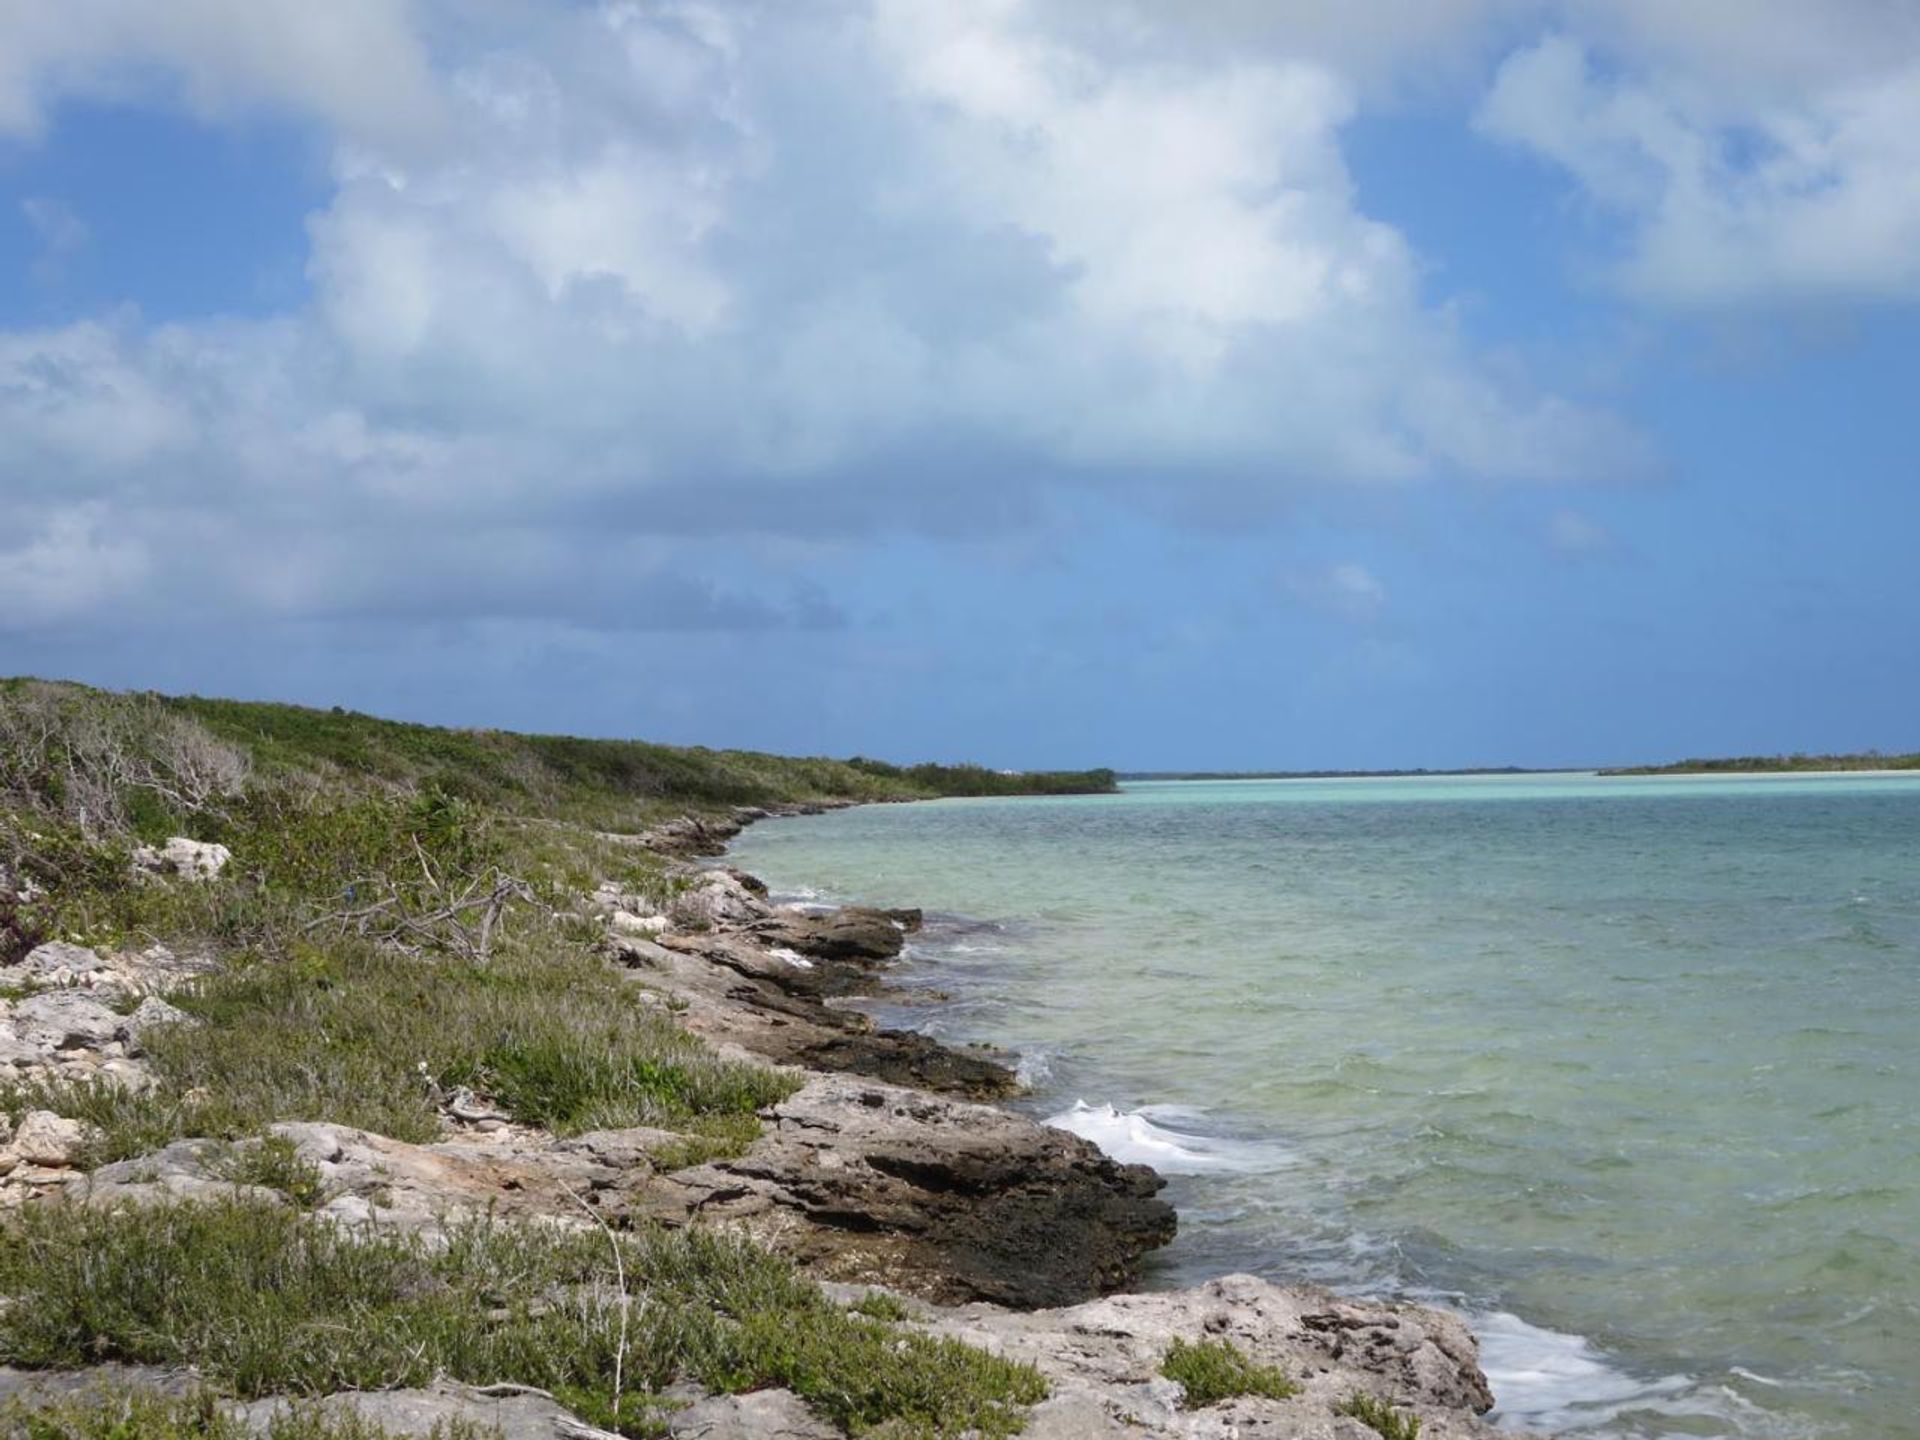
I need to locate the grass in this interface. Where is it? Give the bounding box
[1160,1337,1298,1409]
[0,1199,1047,1439]
[848,1291,913,1322]
[0,924,797,1162]
[1338,1392,1423,1440]
[210,1134,334,1209]
[0,1391,495,1439]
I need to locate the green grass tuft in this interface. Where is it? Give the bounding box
[1161,1337,1298,1409]
[0,1390,494,1439]
[1337,1392,1423,1440]
[0,1199,1044,1439]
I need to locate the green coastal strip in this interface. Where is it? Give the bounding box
[0,678,1088,1438]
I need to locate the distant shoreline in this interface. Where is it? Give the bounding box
[1124,757,1920,781]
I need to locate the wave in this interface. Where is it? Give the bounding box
[1043,1100,1292,1176]
[1471,1309,1703,1434]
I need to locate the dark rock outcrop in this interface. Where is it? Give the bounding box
[642,1073,1176,1308]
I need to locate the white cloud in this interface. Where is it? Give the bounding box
[0,0,1646,638]
[0,0,442,149]
[1477,8,1920,306]
[0,505,149,629]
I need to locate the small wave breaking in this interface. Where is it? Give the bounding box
[1044,1101,1292,1175]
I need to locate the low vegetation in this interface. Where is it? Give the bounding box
[0,1200,1047,1438]
[0,1392,491,1440]
[0,679,1086,1436]
[1337,1392,1423,1440]
[1160,1337,1298,1408]
[1603,749,1920,775]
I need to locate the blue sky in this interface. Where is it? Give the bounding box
[2,2,1916,770]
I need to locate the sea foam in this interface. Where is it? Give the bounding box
[1044,1100,1290,1175]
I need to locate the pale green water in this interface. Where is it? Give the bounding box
[730,774,1920,1440]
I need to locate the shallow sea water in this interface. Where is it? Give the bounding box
[729,774,1920,1440]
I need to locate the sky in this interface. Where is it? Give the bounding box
[2,0,1917,771]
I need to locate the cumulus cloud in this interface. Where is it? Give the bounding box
[0,0,1655,641]
[0,0,442,149]
[1477,4,1920,306]
[0,505,149,630]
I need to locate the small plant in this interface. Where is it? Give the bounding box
[213,1134,333,1208]
[1161,1337,1298,1408]
[849,1290,912,1322]
[1338,1392,1422,1440]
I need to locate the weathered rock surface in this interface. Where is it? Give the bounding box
[667,1389,836,1438]
[78,1121,709,1228]
[643,1072,1175,1308]
[909,1273,1516,1438]
[235,1383,602,1439]
[748,905,909,962]
[621,932,1018,1099]
[131,836,232,882]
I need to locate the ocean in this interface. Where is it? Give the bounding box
[728,773,1920,1440]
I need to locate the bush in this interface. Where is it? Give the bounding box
[0,1200,1046,1439]
[1161,1337,1298,1408]
[1338,1393,1422,1440]
[0,1390,490,1439]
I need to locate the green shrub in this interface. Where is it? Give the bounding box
[1337,1393,1422,1440]
[212,1134,333,1209]
[0,1390,492,1439]
[1161,1337,1298,1408]
[0,1200,1046,1439]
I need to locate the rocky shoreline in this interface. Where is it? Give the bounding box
[612,802,1533,1437]
[0,800,1535,1438]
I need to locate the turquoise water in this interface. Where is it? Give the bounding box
[729,774,1920,1440]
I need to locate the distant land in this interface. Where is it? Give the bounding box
[1126,754,1920,781]
[1599,752,1920,776]
[1121,767,1546,780]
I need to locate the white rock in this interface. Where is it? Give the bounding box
[611,910,671,937]
[131,837,231,882]
[118,995,192,1052]
[9,1110,92,1167]
[10,990,124,1051]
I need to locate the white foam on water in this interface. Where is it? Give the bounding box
[1014,1049,1053,1086]
[1043,1100,1292,1175]
[1472,1309,1695,1433]
[768,946,814,969]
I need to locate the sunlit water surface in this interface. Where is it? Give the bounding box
[730,774,1920,1440]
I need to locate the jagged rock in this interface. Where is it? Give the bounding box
[0,940,109,991]
[747,906,908,962]
[668,871,772,928]
[667,1389,836,1438]
[132,837,232,882]
[8,1110,93,1167]
[626,933,1017,1098]
[641,1073,1175,1308]
[791,1031,1020,1100]
[914,1274,1511,1438]
[10,990,124,1051]
[118,995,192,1051]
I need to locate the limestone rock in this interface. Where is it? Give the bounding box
[236,1383,593,1439]
[118,995,192,1051]
[642,1072,1175,1308]
[667,1389,837,1438]
[10,990,124,1051]
[9,1110,93,1167]
[0,940,109,991]
[668,870,771,928]
[915,1274,1513,1438]
[131,837,232,882]
[748,906,908,962]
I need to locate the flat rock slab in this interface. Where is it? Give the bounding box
[643,1072,1175,1308]
[236,1383,595,1439]
[916,1273,1519,1439]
